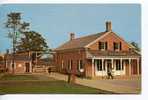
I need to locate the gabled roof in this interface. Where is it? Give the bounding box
[55,32,107,51]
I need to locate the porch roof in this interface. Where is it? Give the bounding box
[6,54,31,61]
[86,50,141,59]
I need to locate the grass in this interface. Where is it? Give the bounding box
[0,74,113,94]
[0,74,39,80]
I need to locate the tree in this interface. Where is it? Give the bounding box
[5,12,29,74]
[16,31,48,52]
[16,31,49,67]
[130,42,140,52]
[6,12,29,39]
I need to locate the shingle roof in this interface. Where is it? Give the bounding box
[55,32,107,51]
[6,54,31,61]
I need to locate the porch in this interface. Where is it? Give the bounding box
[91,57,141,77]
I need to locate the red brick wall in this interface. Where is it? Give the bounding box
[88,32,130,51]
[54,49,87,74]
[54,32,140,77]
[7,61,31,74]
[85,59,93,78]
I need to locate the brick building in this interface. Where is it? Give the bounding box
[54,21,141,78]
[5,52,32,74]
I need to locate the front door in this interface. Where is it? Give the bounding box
[25,63,30,72]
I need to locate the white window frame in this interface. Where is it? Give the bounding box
[99,42,107,51]
[61,60,64,69]
[114,42,121,51]
[68,60,72,70]
[78,60,84,72]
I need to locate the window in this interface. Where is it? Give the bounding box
[113,42,122,51]
[98,42,107,50]
[96,60,102,71]
[61,60,64,69]
[79,60,83,69]
[68,60,72,70]
[68,60,71,70]
[77,60,84,72]
[77,60,79,70]
[116,60,121,70]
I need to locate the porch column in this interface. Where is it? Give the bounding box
[137,58,139,75]
[102,59,104,70]
[30,62,32,73]
[111,59,113,69]
[120,59,122,70]
[102,59,104,78]
[92,58,95,77]
[129,59,131,76]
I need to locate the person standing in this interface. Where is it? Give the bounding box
[107,67,113,79]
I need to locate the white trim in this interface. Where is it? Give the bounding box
[94,58,127,76]
[110,32,135,49]
[92,58,95,77]
[111,59,113,69]
[85,31,111,48]
[68,60,72,70]
[78,60,84,72]
[137,58,139,75]
[129,58,132,75]
[93,56,139,59]
[30,62,32,72]
[61,60,64,69]
[85,31,135,49]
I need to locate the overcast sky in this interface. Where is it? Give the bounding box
[0,4,141,53]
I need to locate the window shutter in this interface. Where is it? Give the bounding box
[105,42,108,50]
[120,42,122,50]
[99,42,101,50]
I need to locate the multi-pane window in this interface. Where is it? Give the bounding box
[77,60,84,71]
[68,60,72,70]
[98,42,107,50]
[116,60,121,70]
[113,42,122,51]
[96,60,102,71]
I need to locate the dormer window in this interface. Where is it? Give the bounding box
[113,42,122,51]
[98,42,107,51]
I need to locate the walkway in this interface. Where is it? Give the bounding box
[45,72,141,94]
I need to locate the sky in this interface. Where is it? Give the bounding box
[0,4,141,53]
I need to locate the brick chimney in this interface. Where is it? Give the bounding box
[106,21,112,32]
[70,33,75,40]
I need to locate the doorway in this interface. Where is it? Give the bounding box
[106,60,112,72]
[25,63,30,72]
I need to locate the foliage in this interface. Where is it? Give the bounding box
[5,12,29,39]
[130,42,140,52]
[17,31,48,52]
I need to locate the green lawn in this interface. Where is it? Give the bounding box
[0,74,113,94]
[0,74,39,80]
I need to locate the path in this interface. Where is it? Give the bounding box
[45,72,141,94]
